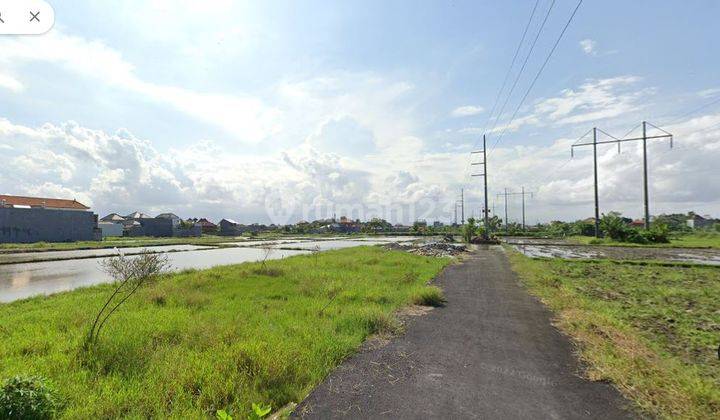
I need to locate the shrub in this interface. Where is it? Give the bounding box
[0,375,60,419]
[643,223,670,243]
[600,212,632,241]
[462,217,478,243]
[86,251,170,346]
[411,286,445,307]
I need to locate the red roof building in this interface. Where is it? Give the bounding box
[0,194,90,210]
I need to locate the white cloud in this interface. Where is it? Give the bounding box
[0,72,23,92]
[488,76,647,134]
[0,30,280,144]
[451,105,484,117]
[698,88,720,98]
[579,39,596,55]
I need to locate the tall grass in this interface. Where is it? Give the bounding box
[508,249,720,419]
[0,247,449,418]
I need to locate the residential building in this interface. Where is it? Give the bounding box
[0,194,100,243]
[98,222,123,238]
[687,212,716,229]
[124,211,152,220]
[157,212,181,228]
[219,219,243,236]
[189,218,218,234]
[100,213,126,222]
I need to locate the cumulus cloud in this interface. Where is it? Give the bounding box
[487,76,648,134]
[579,39,596,55]
[0,72,23,92]
[451,105,484,117]
[0,30,280,143]
[305,116,377,156]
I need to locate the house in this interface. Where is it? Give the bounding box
[629,219,645,228]
[98,222,123,238]
[124,211,152,220]
[337,216,360,233]
[190,218,217,234]
[100,213,126,222]
[1,195,90,211]
[0,194,100,243]
[156,213,181,228]
[219,219,243,236]
[687,212,716,229]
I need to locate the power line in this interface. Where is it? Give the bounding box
[481,0,542,137]
[484,0,557,142]
[463,0,542,182]
[489,0,584,155]
[659,95,720,126]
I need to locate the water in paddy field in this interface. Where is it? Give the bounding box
[510,243,720,266]
[0,237,419,303]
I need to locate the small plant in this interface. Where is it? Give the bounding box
[462,217,478,243]
[0,375,60,419]
[85,251,169,346]
[249,402,272,419]
[411,286,445,307]
[216,409,233,420]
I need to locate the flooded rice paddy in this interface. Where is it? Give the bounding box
[0,237,418,303]
[506,237,720,266]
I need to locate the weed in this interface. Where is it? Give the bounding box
[0,375,61,419]
[509,249,720,418]
[0,247,449,417]
[411,286,446,307]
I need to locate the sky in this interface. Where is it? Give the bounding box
[1,0,719,225]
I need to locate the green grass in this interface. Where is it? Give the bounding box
[508,250,720,419]
[0,247,449,418]
[568,231,720,248]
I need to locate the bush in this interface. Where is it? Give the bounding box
[643,223,670,243]
[0,375,60,419]
[600,212,631,241]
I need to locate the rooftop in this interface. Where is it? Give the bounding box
[0,194,90,210]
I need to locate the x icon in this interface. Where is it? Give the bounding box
[0,13,4,24]
[30,11,40,22]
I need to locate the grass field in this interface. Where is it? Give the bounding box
[508,250,720,419]
[569,231,720,248]
[0,246,449,418]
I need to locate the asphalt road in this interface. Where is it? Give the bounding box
[294,246,634,419]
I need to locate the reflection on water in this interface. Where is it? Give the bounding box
[0,244,211,264]
[512,244,720,266]
[0,237,421,303]
[0,247,308,303]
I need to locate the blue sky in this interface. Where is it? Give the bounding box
[1,0,719,223]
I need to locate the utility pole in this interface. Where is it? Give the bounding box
[572,122,673,234]
[497,188,534,231]
[642,121,650,229]
[504,188,508,233]
[461,188,465,225]
[497,188,509,233]
[471,134,489,238]
[593,127,599,237]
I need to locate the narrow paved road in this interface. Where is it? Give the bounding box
[294,246,633,419]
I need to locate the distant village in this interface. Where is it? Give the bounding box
[0,193,717,244]
[0,193,424,244]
